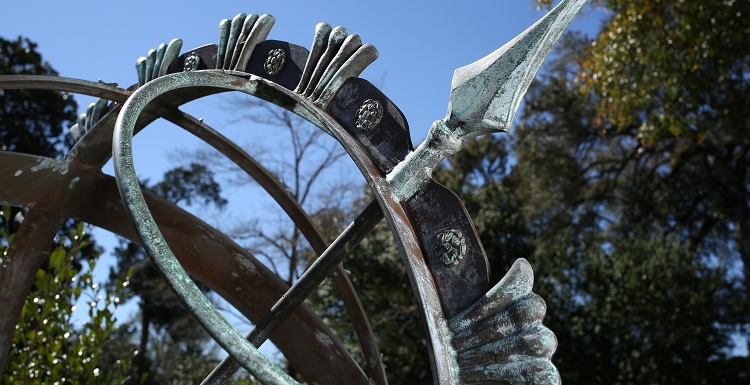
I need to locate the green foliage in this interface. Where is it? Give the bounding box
[437,13,750,382]
[151,163,228,209]
[109,162,226,327]
[435,135,534,282]
[2,224,132,384]
[4,4,748,383]
[0,35,225,384]
[429,58,749,382]
[0,34,83,259]
[108,239,211,350]
[137,329,222,385]
[536,235,746,384]
[580,0,750,146]
[308,1,750,384]
[0,206,14,250]
[571,2,750,322]
[0,35,132,384]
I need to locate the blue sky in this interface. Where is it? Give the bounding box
[0,0,604,243]
[2,0,607,355]
[1,1,603,151]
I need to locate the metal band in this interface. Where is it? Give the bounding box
[112,70,458,384]
[113,71,298,385]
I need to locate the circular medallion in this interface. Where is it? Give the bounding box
[434,229,467,267]
[355,99,383,132]
[264,48,287,76]
[184,52,201,72]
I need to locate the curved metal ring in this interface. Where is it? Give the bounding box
[0,75,131,102]
[114,72,299,385]
[113,70,455,383]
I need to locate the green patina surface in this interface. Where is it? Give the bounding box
[68,176,79,189]
[113,72,297,385]
[110,1,587,383]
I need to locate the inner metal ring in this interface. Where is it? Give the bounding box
[113,70,455,384]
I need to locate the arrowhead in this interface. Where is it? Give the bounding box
[446,0,587,136]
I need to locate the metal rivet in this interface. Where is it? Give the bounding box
[264,48,287,76]
[434,229,467,267]
[184,52,201,72]
[355,99,383,132]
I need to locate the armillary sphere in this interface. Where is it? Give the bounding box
[0,0,587,384]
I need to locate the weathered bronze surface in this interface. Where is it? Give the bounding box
[0,1,587,383]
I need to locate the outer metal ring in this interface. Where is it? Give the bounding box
[113,70,457,384]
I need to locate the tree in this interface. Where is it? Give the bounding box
[190,97,358,380]
[539,0,750,306]
[212,3,750,382]
[585,0,750,304]
[430,19,749,384]
[0,36,77,157]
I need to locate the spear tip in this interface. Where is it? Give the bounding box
[446,0,588,136]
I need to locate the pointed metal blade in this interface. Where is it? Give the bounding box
[446,0,587,135]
